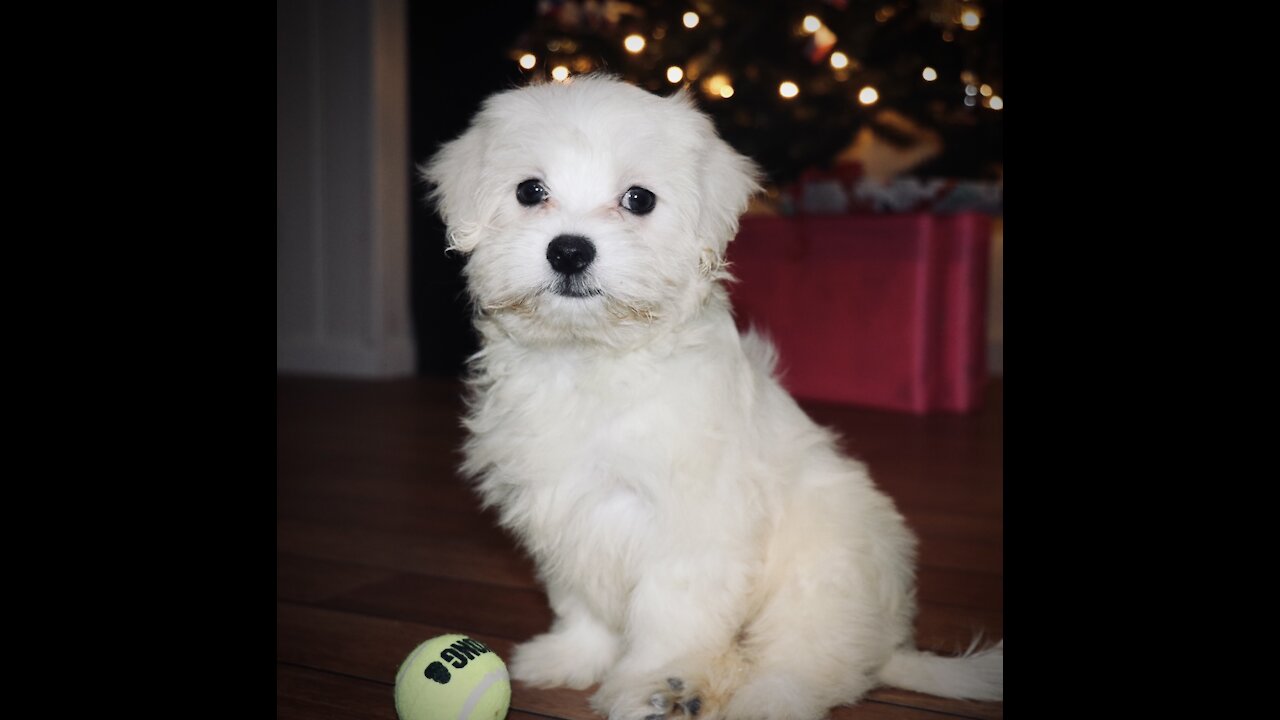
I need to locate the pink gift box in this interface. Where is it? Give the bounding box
[727,213,991,414]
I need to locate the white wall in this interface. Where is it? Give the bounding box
[277,0,414,377]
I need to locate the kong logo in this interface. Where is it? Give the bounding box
[438,637,494,670]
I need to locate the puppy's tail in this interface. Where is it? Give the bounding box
[877,640,1003,701]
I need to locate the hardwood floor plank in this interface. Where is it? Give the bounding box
[914,567,1002,612]
[829,702,997,719]
[279,602,462,685]
[277,664,398,720]
[865,688,1003,720]
[915,537,1003,576]
[900,510,1003,545]
[277,553,400,605]
[319,573,554,640]
[276,517,541,589]
[277,459,474,510]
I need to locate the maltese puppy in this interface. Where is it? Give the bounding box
[423,75,1002,720]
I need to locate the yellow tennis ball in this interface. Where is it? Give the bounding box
[394,634,511,720]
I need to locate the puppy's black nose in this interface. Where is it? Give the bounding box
[546,234,596,275]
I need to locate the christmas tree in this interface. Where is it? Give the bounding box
[507,0,1003,185]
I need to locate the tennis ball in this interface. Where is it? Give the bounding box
[394,634,511,720]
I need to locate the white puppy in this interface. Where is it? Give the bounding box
[423,75,1002,720]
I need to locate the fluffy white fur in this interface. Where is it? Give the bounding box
[423,75,1002,720]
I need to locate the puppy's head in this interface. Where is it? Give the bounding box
[422,75,761,346]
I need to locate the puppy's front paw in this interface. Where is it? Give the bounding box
[510,630,616,690]
[594,675,710,720]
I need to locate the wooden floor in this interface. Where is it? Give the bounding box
[277,376,1003,720]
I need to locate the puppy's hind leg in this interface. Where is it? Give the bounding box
[724,482,917,720]
[510,594,621,690]
[722,571,890,720]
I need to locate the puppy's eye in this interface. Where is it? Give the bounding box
[621,186,656,215]
[516,179,549,206]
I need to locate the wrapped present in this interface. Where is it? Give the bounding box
[727,212,991,414]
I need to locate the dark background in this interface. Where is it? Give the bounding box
[409,1,539,376]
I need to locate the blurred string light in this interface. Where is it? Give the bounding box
[812,25,837,55]
[509,1,1000,176]
[703,73,732,98]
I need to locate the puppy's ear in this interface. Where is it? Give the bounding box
[419,122,491,254]
[676,93,763,251]
[699,136,763,250]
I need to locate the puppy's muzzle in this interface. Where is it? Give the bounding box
[546,234,596,276]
